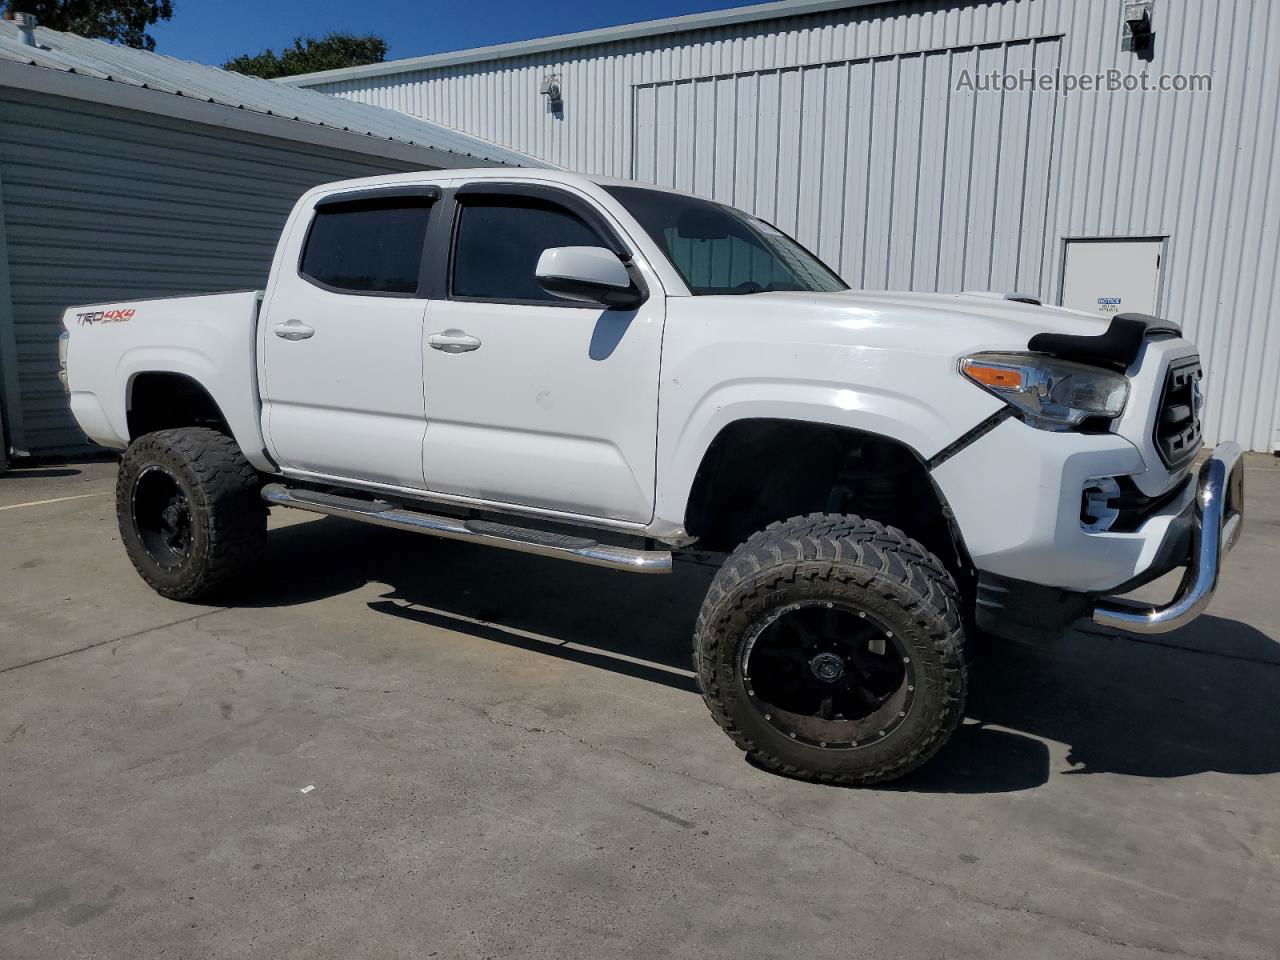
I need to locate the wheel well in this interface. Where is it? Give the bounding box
[127,373,229,440]
[684,419,970,577]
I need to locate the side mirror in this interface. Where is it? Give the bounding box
[535,246,646,309]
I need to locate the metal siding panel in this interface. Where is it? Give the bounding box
[963,43,1004,290]
[988,41,1030,291]
[752,71,781,224]
[773,68,803,236]
[713,74,738,204]
[633,36,1061,302]
[863,56,898,288]
[839,57,874,284]
[911,49,950,292]
[731,72,759,209]
[1022,38,1062,297]
[816,63,850,271]
[693,78,717,201]
[631,84,656,182]
[935,46,975,294]
[0,155,22,454]
[0,89,422,454]
[796,65,828,252]
[887,52,923,289]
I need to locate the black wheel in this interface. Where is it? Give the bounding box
[694,513,967,785]
[116,427,266,602]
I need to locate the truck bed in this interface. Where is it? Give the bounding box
[62,290,272,470]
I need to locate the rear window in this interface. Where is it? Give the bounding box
[300,197,432,295]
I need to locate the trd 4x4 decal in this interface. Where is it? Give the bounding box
[76,308,136,326]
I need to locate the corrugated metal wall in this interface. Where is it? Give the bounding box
[0,87,422,454]
[631,36,1062,293]
[309,0,1280,452]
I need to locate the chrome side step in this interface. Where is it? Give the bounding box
[261,483,672,574]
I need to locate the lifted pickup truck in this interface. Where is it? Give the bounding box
[59,169,1244,784]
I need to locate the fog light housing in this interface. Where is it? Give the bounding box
[1081,477,1122,532]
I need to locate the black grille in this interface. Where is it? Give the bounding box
[1154,358,1202,469]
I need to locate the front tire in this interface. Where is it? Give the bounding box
[116,427,266,602]
[694,513,967,785]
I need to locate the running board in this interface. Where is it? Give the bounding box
[260,483,672,574]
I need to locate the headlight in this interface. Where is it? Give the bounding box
[960,352,1129,431]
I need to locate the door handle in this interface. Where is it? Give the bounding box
[428,330,482,353]
[274,320,315,341]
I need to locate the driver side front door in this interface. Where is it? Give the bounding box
[420,186,665,523]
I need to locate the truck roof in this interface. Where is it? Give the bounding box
[306,167,707,203]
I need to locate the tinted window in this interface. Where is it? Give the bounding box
[452,199,602,302]
[604,186,847,296]
[300,197,432,295]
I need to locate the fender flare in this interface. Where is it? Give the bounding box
[116,348,274,472]
[654,381,988,529]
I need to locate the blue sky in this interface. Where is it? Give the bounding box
[150,0,753,67]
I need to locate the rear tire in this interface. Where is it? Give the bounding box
[694,513,967,785]
[116,427,266,602]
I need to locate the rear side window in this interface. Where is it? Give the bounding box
[452,199,602,303]
[300,197,432,295]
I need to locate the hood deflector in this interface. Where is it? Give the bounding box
[1027,313,1181,371]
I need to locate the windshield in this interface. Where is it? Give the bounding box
[604,185,848,296]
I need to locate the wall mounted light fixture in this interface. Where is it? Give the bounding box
[540,74,563,114]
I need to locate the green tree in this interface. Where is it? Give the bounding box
[3,0,173,50]
[223,33,388,80]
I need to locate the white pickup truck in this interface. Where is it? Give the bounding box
[59,168,1244,784]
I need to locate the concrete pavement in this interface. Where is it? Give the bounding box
[1,456,1278,959]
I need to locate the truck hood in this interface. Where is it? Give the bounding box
[737,289,1113,352]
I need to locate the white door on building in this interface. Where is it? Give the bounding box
[1061,239,1164,317]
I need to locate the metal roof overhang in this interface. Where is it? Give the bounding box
[0,59,502,169]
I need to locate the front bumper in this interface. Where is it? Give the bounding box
[1091,442,1245,634]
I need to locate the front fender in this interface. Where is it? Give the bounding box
[653,379,1001,531]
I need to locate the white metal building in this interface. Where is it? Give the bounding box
[286,0,1280,452]
[0,20,536,458]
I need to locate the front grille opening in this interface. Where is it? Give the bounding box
[1154,359,1202,469]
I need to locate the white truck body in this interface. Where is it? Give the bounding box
[59,167,1247,784]
[64,168,1212,597]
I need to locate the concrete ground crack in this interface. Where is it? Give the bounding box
[0,608,226,676]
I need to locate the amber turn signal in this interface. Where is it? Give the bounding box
[961,362,1024,389]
